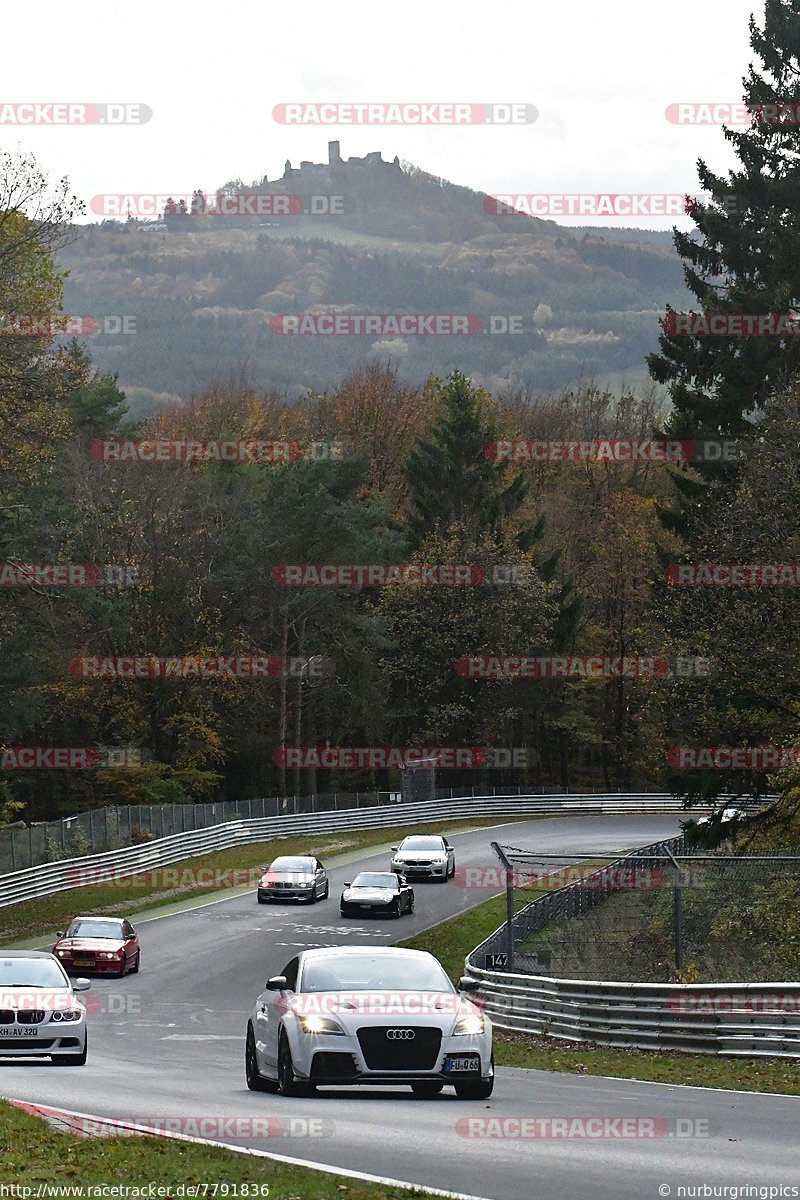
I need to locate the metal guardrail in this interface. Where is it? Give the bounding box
[0,792,687,910]
[465,828,800,1058]
[0,784,677,873]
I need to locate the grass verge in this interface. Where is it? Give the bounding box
[0,813,529,947]
[399,894,800,1095]
[0,1099,428,1198]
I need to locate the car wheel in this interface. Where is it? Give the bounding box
[277,1028,314,1096]
[411,1080,444,1097]
[391,899,401,918]
[323,881,329,899]
[307,887,317,904]
[53,1034,87,1066]
[246,1026,276,1092]
[340,907,348,918]
[131,951,140,974]
[408,893,414,914]
[118,955,127,977]
[454,1076,494,1099]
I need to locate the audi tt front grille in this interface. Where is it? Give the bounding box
[356,1026,442,1071]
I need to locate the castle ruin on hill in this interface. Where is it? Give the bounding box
[274,141,401,182]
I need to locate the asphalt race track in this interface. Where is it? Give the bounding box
[3,813,799,1200]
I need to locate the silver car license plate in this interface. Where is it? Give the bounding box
[9,1027,37,1037]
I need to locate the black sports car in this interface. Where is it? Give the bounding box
[340,872,414,918]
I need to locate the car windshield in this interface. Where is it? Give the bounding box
[351,873,398,889]
[269,857,314,872]
[301,953,452,994]
[0,958,69,988]
[399,837,445,851]
[66,920,123,939]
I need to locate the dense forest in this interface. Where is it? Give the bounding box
[3,0,800,829]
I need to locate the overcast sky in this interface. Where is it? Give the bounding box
[4,0,763,228]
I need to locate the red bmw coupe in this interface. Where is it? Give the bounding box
[53,916,140,977]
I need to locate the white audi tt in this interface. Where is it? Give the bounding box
[245,946,493,1099]
[0,951,90,1065]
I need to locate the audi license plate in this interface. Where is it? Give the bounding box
[444,1055,479,1072]
[9,1027,37,1037]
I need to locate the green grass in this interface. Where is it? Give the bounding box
[399,891,800,1094]
[494,1032,800,1095]
[0,1100,429,1198]
[0,813,531,947]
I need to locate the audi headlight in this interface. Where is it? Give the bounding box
[297,1015,346,1035]
[453,1014,485,1036]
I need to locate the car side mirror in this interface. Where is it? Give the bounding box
[266,975,288,991]
[390,847,398,852]
[56,931,64,938]
[458,976,480,993]
[73,978,91,992]
[343,882,351,888]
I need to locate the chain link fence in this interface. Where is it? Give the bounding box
[478,834,800,984]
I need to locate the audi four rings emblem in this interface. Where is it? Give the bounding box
[386,1028,416,1040]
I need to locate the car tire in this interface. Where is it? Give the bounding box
[454,1076,494,1099]
[246,1026,276,1092]
[118,956,127,978]
[411,1080,444,1097]
[53,1035,87,1066]
[391,899,401,918]
[408,894,414,914]
[131,951,140,974]
[323,881,329,899]
[277,1028,314,1097]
